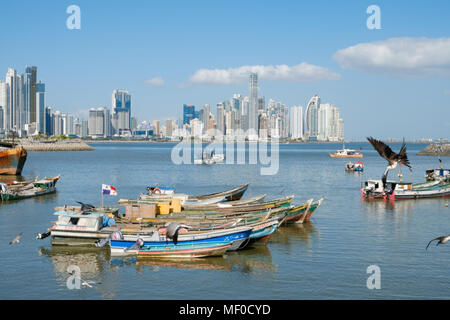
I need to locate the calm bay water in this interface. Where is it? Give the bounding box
[1,142,449,299]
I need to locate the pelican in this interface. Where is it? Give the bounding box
[9,233,23,245]
[76,201,96,215]
[165,222,190,245]
[367,137,412,185]
[426,235,450,250]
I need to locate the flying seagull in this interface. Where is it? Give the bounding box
[426,235,450,250]
[165,222,190,245]
[9,233,23,245]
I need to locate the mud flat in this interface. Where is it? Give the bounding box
[417,143,450,156]
[17,140,93,152]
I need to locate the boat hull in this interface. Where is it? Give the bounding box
[137,242,232,259]
[330,153,363,158]
[0,147,27,175]
[110,227,252,254]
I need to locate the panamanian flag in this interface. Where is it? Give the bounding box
[102,184,117,196]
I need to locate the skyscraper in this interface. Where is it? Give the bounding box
[248,73,258,137]
[183,104,195,125]
[25,66,37,123]
[112,89,131,135]
[5,68,19,131]
[36,81,46,134]
[0,81,8,130]
[216,103,225,136]
[290,106,303,139]
[305,95,320,140]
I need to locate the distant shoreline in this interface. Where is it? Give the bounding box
[17,140,93,152]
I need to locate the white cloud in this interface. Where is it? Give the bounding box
[333,37,450,76]
[187,62,341,85]
[146,77,165,86]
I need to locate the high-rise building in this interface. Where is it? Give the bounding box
[183,104,196,125]
[45,106,53,136]
[290,106,303,139]
[25,66,37,123]
[88,107,110,137]
[216,103,225,136]
[165,119,174,137]
[152,120,161,137]
[6,68,20,131]
[0,107,3,131]
[36,81,46,134]
[248,73,258,137]
[305,95,320,140]
[112,89,131,135]
[0,81,8,130]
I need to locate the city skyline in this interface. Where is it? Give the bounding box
[1,1,449,140]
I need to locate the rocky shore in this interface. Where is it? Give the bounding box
[417,143,450,156]
[17,140,94,152]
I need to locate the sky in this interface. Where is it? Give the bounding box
[0,0,449,140]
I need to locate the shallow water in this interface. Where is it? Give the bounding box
[0,142,449,299]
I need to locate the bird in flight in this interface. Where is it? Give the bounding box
[367,137,412,171]
[9,233,23,245]
[426,235,450,250]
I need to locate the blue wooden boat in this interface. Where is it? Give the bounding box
[110,225,253,255]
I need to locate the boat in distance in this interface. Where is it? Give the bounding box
[330,148,363,158]
[0,142,27,175]
[0,175,60,201]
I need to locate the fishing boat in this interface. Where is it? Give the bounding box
[109,225,253,255]
[137,241,232,259]
[244,218,281,247]
[425,168,450,182]
[38,205,155,246]
[330,149,363,158]
[140,183,249,203]
[194,151,225,165]
[0,175,60,201]
[0,142,27,175]
[280,198,323,225]
[181,194,266,210]
[181,195,293,214]
[146,185,175,195]
[361,179,450,200]
[345,161,364,172]
[330,142,362,158]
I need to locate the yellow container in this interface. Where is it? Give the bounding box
[171,199,182,213]
[157,202,171,215]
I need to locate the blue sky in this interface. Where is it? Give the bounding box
[1,0,449,140]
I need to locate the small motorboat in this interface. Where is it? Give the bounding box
[345,160,364,172]
[330,142,363,158]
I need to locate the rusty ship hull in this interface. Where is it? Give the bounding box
[0,146,27,175]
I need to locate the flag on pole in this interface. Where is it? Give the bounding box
[102,184,117,196]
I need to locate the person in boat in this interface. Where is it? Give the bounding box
[346,161,354,170]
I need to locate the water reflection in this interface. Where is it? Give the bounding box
[38,246,110,278]
[110,245,278,274]
[271,222,319,248]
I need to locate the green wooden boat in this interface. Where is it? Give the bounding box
[0,175,60,201]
